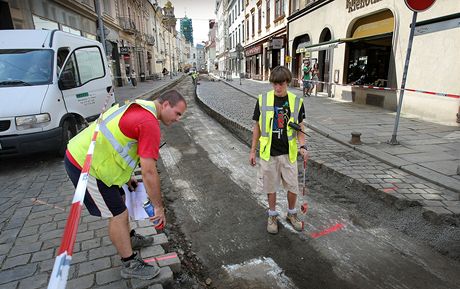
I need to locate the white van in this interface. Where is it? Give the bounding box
[0,29,115,156]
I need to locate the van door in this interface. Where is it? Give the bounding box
[59,46,111,120]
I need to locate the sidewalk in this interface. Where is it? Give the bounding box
[204,75,459,224]
[114,74,185,104]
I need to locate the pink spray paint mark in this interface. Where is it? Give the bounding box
[310,223,345,239]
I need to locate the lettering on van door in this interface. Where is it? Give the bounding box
[76,92,96,106]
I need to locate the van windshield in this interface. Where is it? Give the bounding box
[0,49,53,87]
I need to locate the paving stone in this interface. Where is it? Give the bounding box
[0,263,37,285]
[148,285,164,289]
[446,206,460,215]
[88,246,117,260]
[31,248,54,263]
[421,194,444,200]
[15,234,39,245]
[23,215,53,227]
[0,228,20,243]
[130,266,173,289]
[145,252,181,273]
[87,219,108,231]
[93,280,130,289]
[0,281,18,289]
[81,238,102,251]
[75,231,94,242]
[96,267,122,285]
[140,245,165,259]
[78,257,111,276]
[67,274,95,289]
[17,272,49,289]
[9,242,41,257]
[2,254,30,269]
[421,200,444,207]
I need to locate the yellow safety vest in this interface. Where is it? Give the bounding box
[67,99,157,187]
[258,90,303,163]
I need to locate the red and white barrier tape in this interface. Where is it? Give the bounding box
[302,79,460,99]
[47,90,114,289]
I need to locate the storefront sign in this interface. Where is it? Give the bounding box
[120,47,130,55]
[271,38,284,49]
[245,45,262,57]
[346,0,383,13]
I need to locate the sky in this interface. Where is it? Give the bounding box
[157,0,216,45]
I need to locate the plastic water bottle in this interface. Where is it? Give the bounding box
[143,200,161,227]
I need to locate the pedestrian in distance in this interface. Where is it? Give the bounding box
[130,69,137,87]
[302,59,312,97]
[249,66,308,234]
[64,90,187,280]
[310,62,319,96]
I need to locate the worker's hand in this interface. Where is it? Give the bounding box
[127,176,138,192]
[300,148,309,163]
[150,206,166,226]
[249,151,257,166]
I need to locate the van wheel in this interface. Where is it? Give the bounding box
[58,119,77,157]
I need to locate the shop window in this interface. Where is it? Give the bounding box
[345,36,392,86]
[32,15,59,30]
[345,10,394,87]
[61,24,81,36]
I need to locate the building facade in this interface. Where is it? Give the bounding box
[243,0,289,81]
[288,0,460,125]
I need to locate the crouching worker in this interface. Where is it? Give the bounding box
[249,66,308,234]
[64,90,187,279]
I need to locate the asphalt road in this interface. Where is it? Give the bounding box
[158,78,460,289]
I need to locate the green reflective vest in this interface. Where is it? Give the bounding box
[258,90,303,163]
[67,99,157,187]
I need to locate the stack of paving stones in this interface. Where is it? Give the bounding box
[196,78,460,226]
[0,165,180,289]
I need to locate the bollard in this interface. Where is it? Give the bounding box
[350,132,362,145]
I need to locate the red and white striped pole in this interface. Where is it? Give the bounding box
[47,91,113,289]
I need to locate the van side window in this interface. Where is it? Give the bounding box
[61,54,80,88]
[57,48,70,70]
[74,46,104,85]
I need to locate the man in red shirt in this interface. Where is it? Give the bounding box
[64,90,186,280]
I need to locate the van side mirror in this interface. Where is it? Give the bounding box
[58,70,77,90]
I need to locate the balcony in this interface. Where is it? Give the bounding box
[144,34,156,46]
[119,17,138,34]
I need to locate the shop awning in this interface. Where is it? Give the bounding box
[295,42,311,53]
[351,10,394,38]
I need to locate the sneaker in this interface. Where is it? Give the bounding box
[131,232,154,250]
[121,254,160,280]
[267,216,278,234]
[286,213,303,231]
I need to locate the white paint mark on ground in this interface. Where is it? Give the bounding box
[223,257,298,289]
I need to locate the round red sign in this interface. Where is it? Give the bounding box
[404,0,436,12]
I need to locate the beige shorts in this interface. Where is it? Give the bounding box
[259,155,299,194]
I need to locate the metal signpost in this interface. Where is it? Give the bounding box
[389,0,436,144]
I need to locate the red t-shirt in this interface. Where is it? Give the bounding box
[67,104,160,169]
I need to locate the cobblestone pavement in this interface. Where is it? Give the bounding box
[197,78,460,225]
[0,154,175,288]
